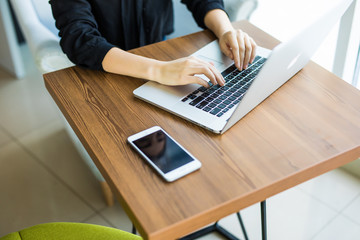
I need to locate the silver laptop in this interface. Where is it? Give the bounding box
[134,0,352,134]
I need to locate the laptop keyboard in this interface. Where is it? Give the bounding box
[181,56,267,117]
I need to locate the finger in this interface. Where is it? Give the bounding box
[243,33,252,69]
[188,76,210,88]
[227,31,241,70]
[221,43,234,60]
[235,30,246,70]
[249,38,257,63]
[189,64,218,86]
[209,65,225,86]
[195,59,225,86]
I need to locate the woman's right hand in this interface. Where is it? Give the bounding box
[155,56,225,87]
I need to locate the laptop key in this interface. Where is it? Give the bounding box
[240,72,248,77]
[237,88,246,94]
[233,83,243,89]
[188,94,197,99]
[213,99,222,104]
[189,96,204,106]
[198,86,207,92]
[205,97,215,102]
[228,96,236,101]
[258,58,266,64]
[196,101,209,109]
[205,88,216,94]
[248,73,257,79]
[203,106,212,112]
[233,92,241,97]
[228,88,237,93]
[208,102,217,108]
[210,108,221,115]
[217,112,224,117]
[239,80,248,85]
[212,93,220,98]
[225,75,233,82]
[221,64,237,77]
[253,63,262,68]
[216,89,225,95]
[201,92,210,97]
[223,99,232,105]
[218,103,227,109]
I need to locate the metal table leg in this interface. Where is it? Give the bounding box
[261,200,267,240]
[131,201,268,240]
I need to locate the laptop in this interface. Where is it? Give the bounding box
[133,0,352,134]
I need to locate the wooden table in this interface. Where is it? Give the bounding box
[44,21,360,240]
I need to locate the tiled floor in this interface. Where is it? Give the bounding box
[1,0,360,239]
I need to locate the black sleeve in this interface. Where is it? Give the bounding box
[49,0,114,70]
[181,0,225,29]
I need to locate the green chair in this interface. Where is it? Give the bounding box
[0,222,142,240]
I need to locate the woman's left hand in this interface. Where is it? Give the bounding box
[219,29,257,71]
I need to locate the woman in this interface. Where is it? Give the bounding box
[50,0,256,88]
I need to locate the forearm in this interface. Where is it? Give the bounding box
[102,47,162,81]
[102,47,224,87]
[204,9,234,39]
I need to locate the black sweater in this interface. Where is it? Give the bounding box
[50,0,225,70]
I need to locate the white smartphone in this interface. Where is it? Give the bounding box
[127,126,201,182]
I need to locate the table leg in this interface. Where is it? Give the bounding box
[179,212,249,240]
[132,204,263,239]
[261,200,267,240]
[132,223,136,234]
[237,212,249,240]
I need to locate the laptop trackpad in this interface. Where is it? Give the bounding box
[133,81,199,109]
[197,55,223,68]
[197,55,233,72]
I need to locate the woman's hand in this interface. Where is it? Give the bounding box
[155,56,225,87]
[204,9,257,71]
[219,29,257,70]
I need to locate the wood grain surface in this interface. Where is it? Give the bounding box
[44,21,360,239]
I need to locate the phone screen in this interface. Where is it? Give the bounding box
[133,129,195,174]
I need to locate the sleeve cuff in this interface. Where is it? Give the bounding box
[96,42,115,71]
[197,2,226,29]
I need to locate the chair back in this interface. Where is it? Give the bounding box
[30,0,58,35]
